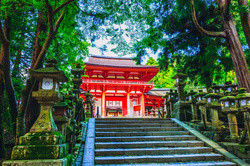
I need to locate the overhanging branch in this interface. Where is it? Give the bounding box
[190,0,227,38]
[52,0,75,16]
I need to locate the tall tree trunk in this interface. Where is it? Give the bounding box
[190,0,250,92]
[222,9,250,92]
[2,16,18,134]
[0,67,6,158]
[238,0,250,48]
[0,16,18,135]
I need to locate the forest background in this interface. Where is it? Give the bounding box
[0,0,249,160]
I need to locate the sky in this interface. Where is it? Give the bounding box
[88,38,159,64]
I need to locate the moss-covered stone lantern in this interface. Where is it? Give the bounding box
[172,69,187,101]
[194,89,208,124]
[53,102,69,138]
[211,83,221,94]
[222,81,238,96]
[172,70,190,121]
[204,88,223,130]
[6,58,69,165]
[235,88,250,143]
[219,91,239,142]
[84,90,94,117]
[187,90,199,122]
[71,63,84,98]
[163,92,170,118]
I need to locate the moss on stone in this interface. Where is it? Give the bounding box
[19,131,65,145]
[11,144,67,160]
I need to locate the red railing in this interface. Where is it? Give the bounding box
[82,78,154,86]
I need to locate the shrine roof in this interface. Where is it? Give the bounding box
[146,88,170,97]
[85,55,158,69]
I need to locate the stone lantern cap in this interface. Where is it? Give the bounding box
[219,95,236,101]
[235,88,250,100]
[53,102,68,109]
[204,92,222,99]
[194,90,207,97]
[187,90,197,96]
[30,58,67,82]
[71,63,84,76]
[222,81,238,90]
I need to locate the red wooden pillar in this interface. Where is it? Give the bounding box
[126,86,131,116]
[101,86,106,117]
[141,93,145,117]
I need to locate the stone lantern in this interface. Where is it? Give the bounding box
[71,63,84,97]
[236,88,250,143]
[163,92,170,118]
[211,83,221,94]
[172,70,190,121]
[187,90,199,122]
[85,90,94,117]
[204,88,223,130]
[172,69,187,101]
[194,89,208,124]
[222,81,238,96]
[8,58,68,165]
[219,91,239,142]
[166,89,176,118]
[53,102,69,138]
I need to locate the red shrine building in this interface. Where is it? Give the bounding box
[80,55,166,117]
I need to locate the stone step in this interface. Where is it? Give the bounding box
[95,147,213,156]
[96,118,172,121]
[95,131,190,137]
[95,140,204,149]
[95,161,237,166]
[95,127,183,132]
[95,120,174,124]
[95,123,178,128]
[95,135,197,142]
[95,153,225,165]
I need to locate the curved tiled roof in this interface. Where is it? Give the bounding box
[85,55,158,68]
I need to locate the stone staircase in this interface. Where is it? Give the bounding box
[94,118,238,166]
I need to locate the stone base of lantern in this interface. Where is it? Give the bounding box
[10,131,68,160]
[53,116,68,138]
[2,158,68,166]
[173,101,190,121]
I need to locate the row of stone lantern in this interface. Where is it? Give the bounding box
[165,69,250,144]
[3,58,96,166]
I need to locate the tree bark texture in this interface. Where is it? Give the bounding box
[190,0,250,92]
[0,68,6,158]
[0,16,18,134]
[238,0,250,48]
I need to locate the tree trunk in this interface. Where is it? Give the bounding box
[190,0,250,92]
[0,71,6,158]
[238,0,250,48]
[223,13,250,92]
[0,16,18,134]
